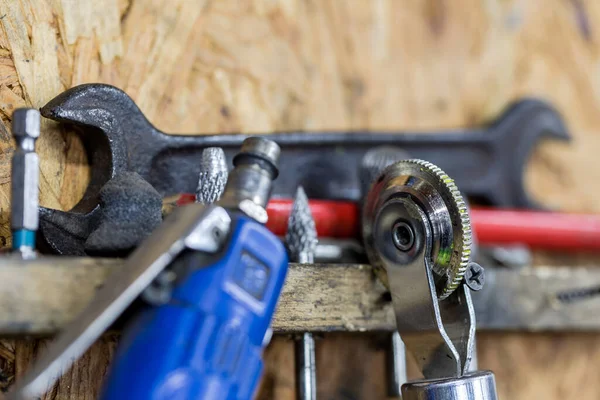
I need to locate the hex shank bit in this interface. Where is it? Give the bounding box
[286,186,318,400]
[11,108,40,255]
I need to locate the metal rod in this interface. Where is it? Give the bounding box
[296,332,317,400]
[386,331,407,397]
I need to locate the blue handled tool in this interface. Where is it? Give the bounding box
[9,137,286,400]
[101,215,287,400]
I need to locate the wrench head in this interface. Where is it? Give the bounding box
[40,84,139,211]
[39,84,171,255]
[41,84,224,198]
[38,85,134,254]
[486,98,571,209]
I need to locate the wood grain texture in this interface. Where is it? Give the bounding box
[0,0,597,399]
[1,261,599,335]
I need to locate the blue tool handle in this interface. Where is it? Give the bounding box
[101,216,288,400]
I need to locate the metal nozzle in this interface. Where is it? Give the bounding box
[239,137,281,170]
[11,108,40,254]
[196,147,228,204]
[218,137,280,222]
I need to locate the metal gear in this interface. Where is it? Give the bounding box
[362,159,472,299]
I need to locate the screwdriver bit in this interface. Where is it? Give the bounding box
[195,147,229,204]
[286,186,318,400]
[11,108,40,255]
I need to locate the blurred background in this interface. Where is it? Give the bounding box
[0,1,599,399]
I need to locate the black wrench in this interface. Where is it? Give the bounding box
[38,84,569,255]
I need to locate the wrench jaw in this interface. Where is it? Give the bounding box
[40,86,133,217]
[491,98,570,142]
[41,84,141,178]
[489,98,571,210]
[37,206,100,256]
[38,102,127,255]
[38,84,223,255]
[40,83,234,199]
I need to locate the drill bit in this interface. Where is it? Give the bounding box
[11,108,40,256]
[286,187,317,264]
[286,186,317,400]
[195,147,228,204]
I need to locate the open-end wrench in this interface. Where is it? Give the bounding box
[38,84,569,255]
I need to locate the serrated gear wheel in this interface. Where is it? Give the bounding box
[362,159,472,299]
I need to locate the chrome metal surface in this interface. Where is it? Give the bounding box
[391,221,415,251]
[11,109,40,233]
[362,160,475,379]
[469,337,479,372]
[386,331,407,397]
[402,370,498,400]
[9,204,231,400]
[296,332,317,400]
[363,160,472,299]
[359,147,410,399]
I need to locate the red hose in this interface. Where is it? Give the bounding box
[267,198,359,237]
[470,208,600,251]
[178,194,600,251]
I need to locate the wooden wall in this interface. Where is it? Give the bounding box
[0,1,599,398]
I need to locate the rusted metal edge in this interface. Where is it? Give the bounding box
[0,256,599,335]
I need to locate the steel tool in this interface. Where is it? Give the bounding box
[10,137,288,400]
[362,159,497,398]
[286,187,318,400]
[386,331,407,397]
[38,83,569,255]
[11,108,40,256]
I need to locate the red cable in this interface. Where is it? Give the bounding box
[470,208,600,251]
[178,194,600,251]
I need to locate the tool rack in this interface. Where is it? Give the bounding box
[1,261,598,336]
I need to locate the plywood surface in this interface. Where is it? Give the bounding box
[0,0,598,398]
